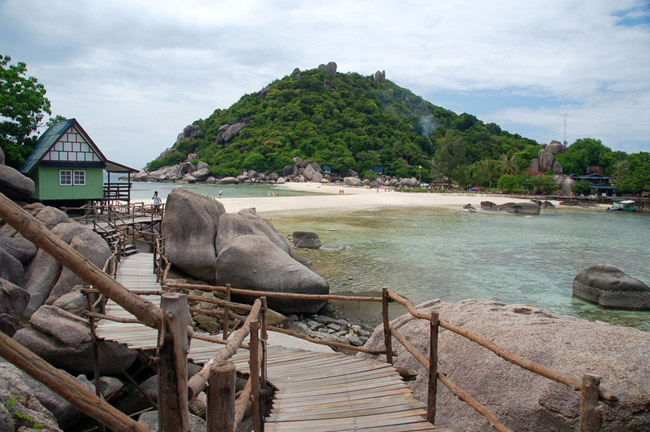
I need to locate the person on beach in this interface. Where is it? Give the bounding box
[152,191,162,214]
[218,189,223,198]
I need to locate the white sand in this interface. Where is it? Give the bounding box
[219,182,559,215]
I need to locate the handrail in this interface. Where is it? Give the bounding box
[387,291,617,403]
[166,281,382,302]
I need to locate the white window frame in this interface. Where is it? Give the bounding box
[73,170,86,186]
[59,170,72,186]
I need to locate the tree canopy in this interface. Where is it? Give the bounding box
[0,55,52,168]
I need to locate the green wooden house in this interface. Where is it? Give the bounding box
[19,118,137,206]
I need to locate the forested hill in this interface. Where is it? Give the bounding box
[148,64,540,182]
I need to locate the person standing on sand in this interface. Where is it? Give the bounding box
[152,191,162,214]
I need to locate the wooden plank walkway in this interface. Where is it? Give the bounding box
[95,252,220,360]
[231,346,450,431]
[96,253,450,431]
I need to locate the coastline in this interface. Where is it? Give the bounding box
[218,182,577,215]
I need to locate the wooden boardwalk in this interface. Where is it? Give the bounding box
[96,253,448,431]
[231,346,450,432]
[96,252,218,360]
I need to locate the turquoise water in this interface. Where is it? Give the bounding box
[267,207,650,331]
[127,182,649,330]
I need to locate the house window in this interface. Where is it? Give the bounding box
[59,170,72,186]
[74,170,86,185]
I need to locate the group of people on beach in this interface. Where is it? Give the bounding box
[268,189,280,197]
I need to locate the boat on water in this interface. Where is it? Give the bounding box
[607,200,637,212]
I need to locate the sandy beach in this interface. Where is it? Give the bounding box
[218,182,563,215]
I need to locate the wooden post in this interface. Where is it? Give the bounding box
[207,361,236,432]
[223,284,231,340]
[382,287,393,364]
[260,297,268,387]
[250,320,263,432]
[157,293,191,432]
[580,374,604,432]
[427,310,440,424]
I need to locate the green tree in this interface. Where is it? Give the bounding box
[434,130,466,183]
[614,152,650,194]
[1,55,52,168]
[555,138,613,175]
[500,153,520,175]
[529,174,558,195]
[497,174,522,193]
[572,179,593,196]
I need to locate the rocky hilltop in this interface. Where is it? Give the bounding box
[144,62,541,185]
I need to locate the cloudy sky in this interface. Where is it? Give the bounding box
[2,0,649,170]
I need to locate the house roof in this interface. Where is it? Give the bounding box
[19,118,136,174]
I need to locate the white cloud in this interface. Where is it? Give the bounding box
[1,0,649,169]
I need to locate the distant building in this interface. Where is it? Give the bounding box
[570,173,617,196]
[373,166,383,175]
[19,118,137,206]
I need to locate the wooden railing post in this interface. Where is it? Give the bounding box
[427,310,439,424]
[260,296,268,386]
[207,361,236,432]
[157,293,191,432]
[249,320,263,432]
[580,374,603,432]
[223,284,231,339]
[382,287,393,364]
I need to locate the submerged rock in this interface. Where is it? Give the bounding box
[292,231,322,249]
[573,265,650,310]
[360,299,650,431]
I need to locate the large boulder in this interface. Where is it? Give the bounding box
[216,208,293,257]
[0,236,37,265]
[46,229,111,304]
[0,362,62,432]
[13,306,138,375]
[138,410,206,432]
[546,140,567,154]
[162,189,225,284]
[554,174,574,196]
[0,247,24,286]
[216,121,247,145]
[22,223,99,317]
[0,278,30,320]
[18,370,95,429]
[0,164,35,201]
[573,265,650,310]
[537,149,555,173]
[360,299,650,431]
[497,202,541,214]
[216,235,328,314]
[344,176,362,187]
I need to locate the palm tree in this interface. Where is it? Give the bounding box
[500,154,519,175]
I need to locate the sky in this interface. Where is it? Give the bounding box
[1,0,650,170]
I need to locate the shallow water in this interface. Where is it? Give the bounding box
[128,181,318,200]
[268,207,650,331]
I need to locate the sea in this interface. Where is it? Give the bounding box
[130,181,650,331]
